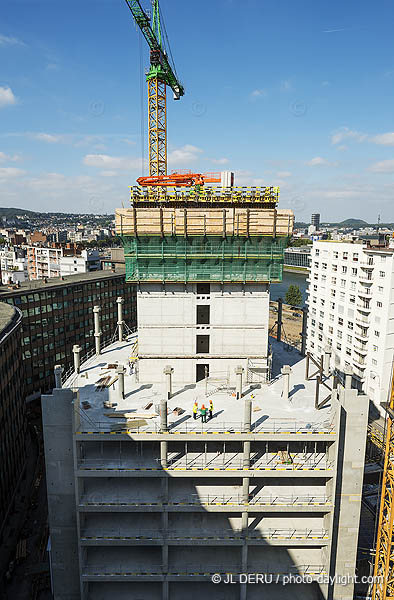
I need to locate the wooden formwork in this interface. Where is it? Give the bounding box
[115,207,294,237]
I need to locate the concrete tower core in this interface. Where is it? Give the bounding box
[115,185,294,385]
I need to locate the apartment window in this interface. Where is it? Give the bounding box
[348,321,353,330]
[342,266,347,274]
[314,274,318,281]
[342,252,348,260]
[330,302,335,309]
[336,342,342,350]
[317,345,322,353]
[310,329,315,337]
[347,335,352,343]
[311,319,316,326]
[319,311,324,318]
[321,274,326,282]
[197,305,210,324]
[314,262,319,269]
[374,331,380,337]
[313,285,318,292]
[340,279,346,287]
[312,307,316,315]
[318,334,323,341]
[322,262,327,270]
[350,281,356,291]
[350,295,355,304]
[333,251,338,259]
[312,297,317,304]
[379,271,385,278]
[329,326,334,334]
[196,283,210,295]
[352,268,357,275]
[329,314,334,322]
[315,249,320,256]
[320,299,325,306]
[346,347,351,356]
[332,265,338,272]
[377,301,383,308]
[310,341,315,348]
[381,255,386,262]
[373,345,378,352]
[196,335,210,353]
[372,359,378,366]
[378,286,383,293]
[318,322,323,331]
[331,277,336,285]
[338,331,342,339]
[331,289,336,297]
[352,253,359,262]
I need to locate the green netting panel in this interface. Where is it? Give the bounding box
[122,235,288,283]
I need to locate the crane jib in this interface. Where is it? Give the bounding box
[124,0,184,98]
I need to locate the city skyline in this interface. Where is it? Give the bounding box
[0,0,393,220]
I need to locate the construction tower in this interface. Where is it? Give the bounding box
[115,182,294,384]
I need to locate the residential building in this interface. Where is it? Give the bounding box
[311,214,320,229]
[0,246,28,285]
[27,245,63,280]
[284,246,311,269]
[306,240,394,413]
[0,303,26,541]
[60,250,101,276]
[0,267,136,398]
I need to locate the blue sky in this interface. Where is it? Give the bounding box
[0,0,394,221]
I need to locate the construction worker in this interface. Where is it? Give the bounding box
[200,403,207,424]
[209,399,213,420]
[193,400,198,420]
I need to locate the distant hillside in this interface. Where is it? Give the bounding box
[0,207,37,218]
[338,218,369,227]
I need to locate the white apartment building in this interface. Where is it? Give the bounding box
[59,249,100,276]
[0,247,28,285]
[306,240,394,414]
[27,246,63,280]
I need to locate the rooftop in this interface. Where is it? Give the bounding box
[0,266,126,298]
[65,336,335,435]
[0,302,17,334]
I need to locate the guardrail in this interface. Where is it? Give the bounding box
[79,493,332,507]
[82,563,326,576]
[80,528,329,540]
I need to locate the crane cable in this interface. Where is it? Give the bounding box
[139,29,145,176]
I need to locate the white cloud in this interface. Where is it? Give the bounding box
[211,158,229,165]
[0,151,20,162]
[321,80,330,87]
[370,132,394,146]
[33,132,67,143]
[168,144,203,165]
[250,89,267,99]
[276,171,292,177]
[305,157,331,167]
[0,34,25,46]
[122,138,136,146]
[330,127,367,145]
[83,153,142,170]
[100,170,118,177]
[0,167,25,178]
[369,159,394,173]
[0,86,17,108]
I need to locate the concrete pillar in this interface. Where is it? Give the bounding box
[116,364,126,400]
[324,344,332,375]
[163,365,174,400]
[160,399,168,432]
[116,296,125,342]
[281,365,292,401]
[93,305,101,355]
[344,367,353,389]
[160,440,168,468]
[235,366,244,400]
[243,396,251,432]
[54,364,63,389]
[72,345,81,375]
[277,297,283,342]
[242,476,250,530]
[300,306,308,355]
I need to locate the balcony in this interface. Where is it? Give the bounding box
[353,354,367,367]
[357,303,371,313]
[354,342,368,354]
[357,289,372,298]
[355,329,368,341]
[359,273,373,282]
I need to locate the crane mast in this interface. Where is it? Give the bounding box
[124,0,184,177]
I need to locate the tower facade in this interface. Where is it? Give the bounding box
[116,185,294,384]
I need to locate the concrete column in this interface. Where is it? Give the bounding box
[300,306,308,356]
[54,364,63,389]
[72,344,81,375]
[160,399,168,432]
[160,441,168,468]
[281,365,292,401]
[163,365,174,400]
[116,296,125,342]
[277,297,283,342]
[236,366,244,400]
[241,477,249,531]
[344,367,353,389]
[243,396,251,432]
[324,345,332,375]
[93,305,101,355]
[116,364,126,400]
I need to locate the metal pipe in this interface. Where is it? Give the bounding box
[93,305,102,355]
[116,297,125,342]
[277,298,283,342]
[323,345,331,375]
[160,440,168,468]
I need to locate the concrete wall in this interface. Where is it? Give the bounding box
[138,283,269,384]
[42,388,80,600]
